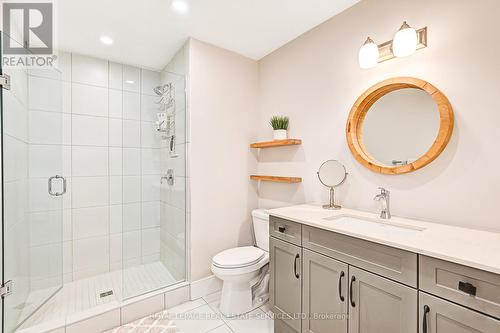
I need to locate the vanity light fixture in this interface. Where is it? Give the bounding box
[358,37,379,69]
[358,22,427,69]
[392,21,418,57]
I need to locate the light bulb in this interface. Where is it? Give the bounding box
[393,21,417,57]
[358,37,379,69]
[171,0,189,14]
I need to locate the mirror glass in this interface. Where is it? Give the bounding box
[318,160,347,187]
[362,88,440,167]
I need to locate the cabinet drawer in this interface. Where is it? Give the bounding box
[419,292,500,333]
[302,225,417,287]
[270,216,302,246]
[420,256,500,319]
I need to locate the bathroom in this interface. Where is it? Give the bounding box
[1,0,500,332]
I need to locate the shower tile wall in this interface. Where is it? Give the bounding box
[38,52,164,282]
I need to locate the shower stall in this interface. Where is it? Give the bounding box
[0,36,188,332]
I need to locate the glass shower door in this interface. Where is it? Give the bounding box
[1,34,64,332]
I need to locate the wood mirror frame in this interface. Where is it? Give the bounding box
[346,77,454,175]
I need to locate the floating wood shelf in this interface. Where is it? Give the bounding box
[250,175,302,183]
[250,139,302,149]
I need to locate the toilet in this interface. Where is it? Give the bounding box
[211,209,270,316]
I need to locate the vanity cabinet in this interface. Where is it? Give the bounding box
[419,292,500,333]
[270,237,302,333]
[349,266,417,333]
[302,249,348,333]
[269,216,500,333]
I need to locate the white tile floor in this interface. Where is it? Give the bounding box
[107,292,274,333]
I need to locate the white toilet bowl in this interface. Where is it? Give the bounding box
[211,209,270,316]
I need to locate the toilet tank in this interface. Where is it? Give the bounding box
[252,209,270,252]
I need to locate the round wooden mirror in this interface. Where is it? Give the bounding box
[346,77,454,174]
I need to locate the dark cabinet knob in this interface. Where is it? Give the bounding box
[278,226,286,233]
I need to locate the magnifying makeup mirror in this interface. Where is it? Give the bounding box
[317,160,348,209]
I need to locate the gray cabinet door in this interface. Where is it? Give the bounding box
[302,249,348,333]
[349,266,418,333]
[270,237,302,333]
[419,292,500,333]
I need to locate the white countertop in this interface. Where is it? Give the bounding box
[267,204,500,275]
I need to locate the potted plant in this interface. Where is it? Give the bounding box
[270,116,289,140]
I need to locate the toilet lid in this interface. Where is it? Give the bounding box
[213,246,265,268]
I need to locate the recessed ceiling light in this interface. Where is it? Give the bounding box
[171,0,189,14]
[99,35,113,45]
[125,80,135,84]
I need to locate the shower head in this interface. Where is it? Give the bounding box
[153,83,172,96]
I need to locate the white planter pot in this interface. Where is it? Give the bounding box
[273,129,288,140]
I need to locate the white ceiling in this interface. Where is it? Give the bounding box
[58,0,360,70]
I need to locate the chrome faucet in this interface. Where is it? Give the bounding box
[374,187,391,219]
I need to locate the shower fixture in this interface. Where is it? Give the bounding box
[154,82,178,157]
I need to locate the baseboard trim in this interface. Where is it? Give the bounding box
[190,275,222,300]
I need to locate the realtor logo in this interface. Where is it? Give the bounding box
[3,2,53,54]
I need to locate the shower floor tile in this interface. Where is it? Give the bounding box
[18,262,177,331]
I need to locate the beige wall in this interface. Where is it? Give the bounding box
[257,0,500,231]
[189,39,260,280]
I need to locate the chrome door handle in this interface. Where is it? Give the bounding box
[48,175,66,196]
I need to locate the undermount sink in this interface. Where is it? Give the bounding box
[323,215,426,236]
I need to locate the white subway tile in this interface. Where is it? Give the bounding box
[110,233,122,264]
[109,62,123,90]
[123,231,141,260]
[109,147,123,176]
[72,83,108,117]
[123,148,141,175]
[72,146,108,177]
[142,227,160,256]
[72,206,109,239]
[28,144,63,178]
[58,51,72,82]
[123,65,140,92]
[142,175,161,202]
[141,121,160,148]
[110,176,123,205]
[123,120,141,147]
[72,115,108,146]
[109,89,123,118]
[110,204,123,234]
[29,110,63,144]
[72,54,108,87]
[72,236,109,272]
[109,118,123,147]
[29,76,62,112]
[141,94,159,122]
[123,176,141,203]
[72,176,109,208]
[123,91,140,120]
[142,201,160,228]
[141,69,161,96]
[123,203,141,231]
